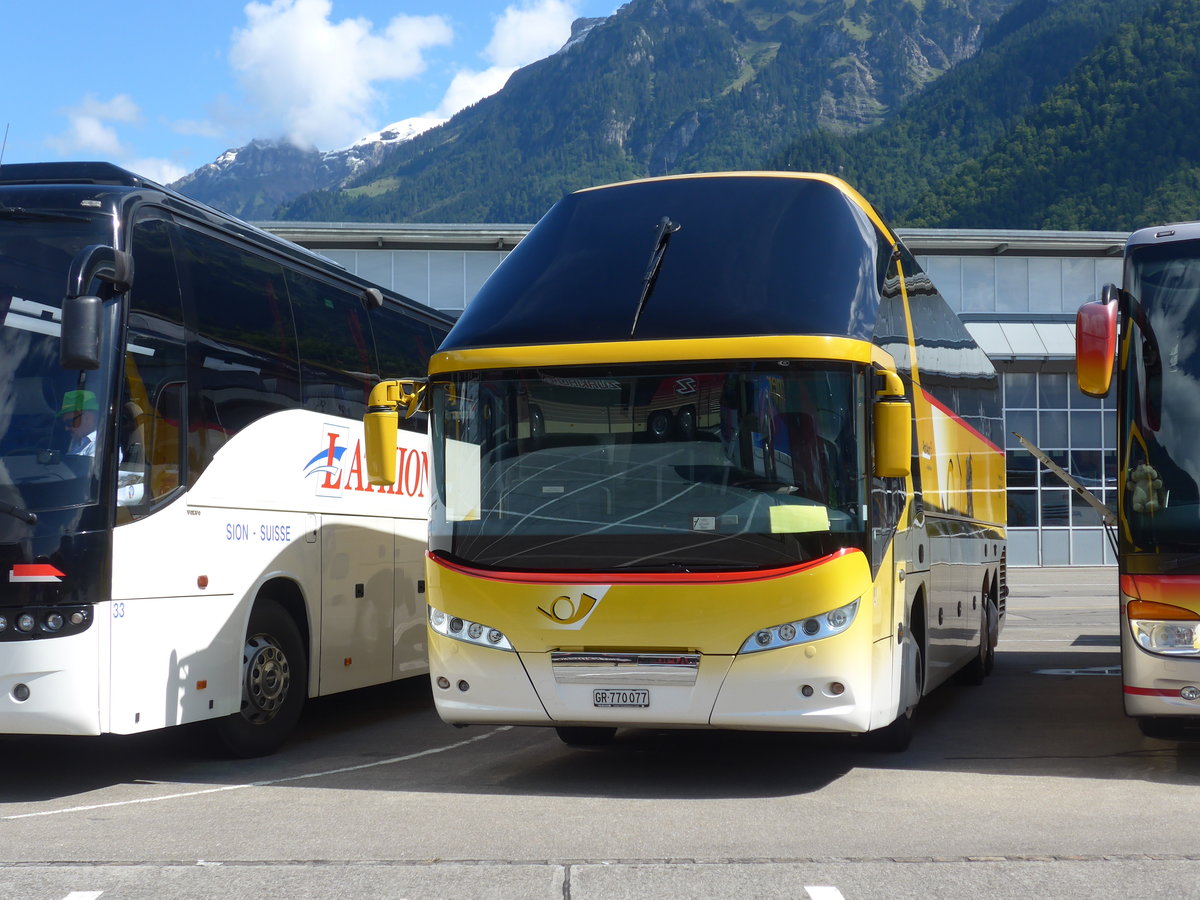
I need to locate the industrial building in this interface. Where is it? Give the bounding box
[264,221,1127,567]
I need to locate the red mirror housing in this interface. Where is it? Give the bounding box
[1076,293,1118,397]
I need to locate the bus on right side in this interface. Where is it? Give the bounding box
[1077,221,1200,739]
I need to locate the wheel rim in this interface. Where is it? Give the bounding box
[241,633,291,724]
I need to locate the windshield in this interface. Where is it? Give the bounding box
[430,363,868,572]
[1122,239,1200,553]
[0,217,120,515]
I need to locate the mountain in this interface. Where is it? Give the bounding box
[172,0,1016,223]
[172,0,1200,232]
[169,117,443,220]
[276,0,1016,224]
[771,0,1195,230]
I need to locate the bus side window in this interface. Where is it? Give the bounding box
[119,215,188,520]
[174,224,300,480]
[372,314,442,434]
[288,272,377,420]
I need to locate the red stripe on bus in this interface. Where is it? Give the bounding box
[1123,685,1182,697]
[920,387,1004,455]
[428,547,864,586]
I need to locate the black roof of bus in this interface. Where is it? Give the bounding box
[441,173,897,352]
[0,161,452,326]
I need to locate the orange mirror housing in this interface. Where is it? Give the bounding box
[1076,289,1118,397]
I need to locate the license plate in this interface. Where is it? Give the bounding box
[593,688,650,708]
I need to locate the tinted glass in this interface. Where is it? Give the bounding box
[0,212,119,514]
[289,271,376,419]
[174,224,300,478]
[445,176,887,349]
[430,362,868,572]
[1120,238,1200,552]
[118,215,188,518]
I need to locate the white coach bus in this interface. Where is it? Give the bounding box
[0,162,450,755]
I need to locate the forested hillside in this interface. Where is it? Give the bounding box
[174,0,1200,230]
[774,0,1200,229]
[278,0,1013,224]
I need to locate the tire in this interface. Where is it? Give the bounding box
[676,406,697,440]
[555,726,617,747]
[1138,717,1191,740]
[647,410,672,441]
[958,601,994,686]
[865,629,923,752]
[212,599,307,758]
[866,703,915,753]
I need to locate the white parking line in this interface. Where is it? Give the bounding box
[805,888,846,900]
[4,727,511,821]
[62,893,104,900]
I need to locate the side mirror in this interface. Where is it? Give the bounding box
[66,244,132,298]
[364,379,427,486]
[874,370,912,478]
[1076,284,1119,398]
[60,294,103,370]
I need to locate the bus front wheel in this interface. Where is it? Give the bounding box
[213,599,307,758]
[555,726,616,747]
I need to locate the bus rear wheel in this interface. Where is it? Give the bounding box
[213,599,307,758]
[555,726,616,746]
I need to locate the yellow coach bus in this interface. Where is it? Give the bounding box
[365,173,1006,750]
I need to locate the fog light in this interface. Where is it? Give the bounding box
[69,611,85,626]
[1182,686,1200,702]
[827,608,849,629]
[755,630,771,646]
[801,684,814,697]
[457,680,470,692]
[11,683,30,702]
[487,629,504,645]
[436,676,451,689]
[0,615,7,632]
[449,617,464,634]
[829,682,845,696]
[16,614,35,633]
[44,613,64,633]
[803,619,820,636]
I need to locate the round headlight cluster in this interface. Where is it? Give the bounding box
[428,605,515,651]
[0,606,91,639]
[740,599,861,654]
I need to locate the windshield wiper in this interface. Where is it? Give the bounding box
[0,206,90,223]
[0,499,37,525]
[630,216,681,336]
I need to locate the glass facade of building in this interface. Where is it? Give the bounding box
[269,223,1129,566]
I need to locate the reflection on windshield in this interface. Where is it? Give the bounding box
[0,219,116,514]
[431,365,868,572]
[1124,241,1200,551]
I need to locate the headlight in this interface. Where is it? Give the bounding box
[1129,599,1200,657]
[740,598,860,654]
[429,605,514,651]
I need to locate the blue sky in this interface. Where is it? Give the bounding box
[1,0,618,184]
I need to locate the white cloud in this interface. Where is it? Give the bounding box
[431,0,580,118]
[48,94,141,157]
[229,0,453,150]
[486,0,579,68]
[127,158,190,185]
